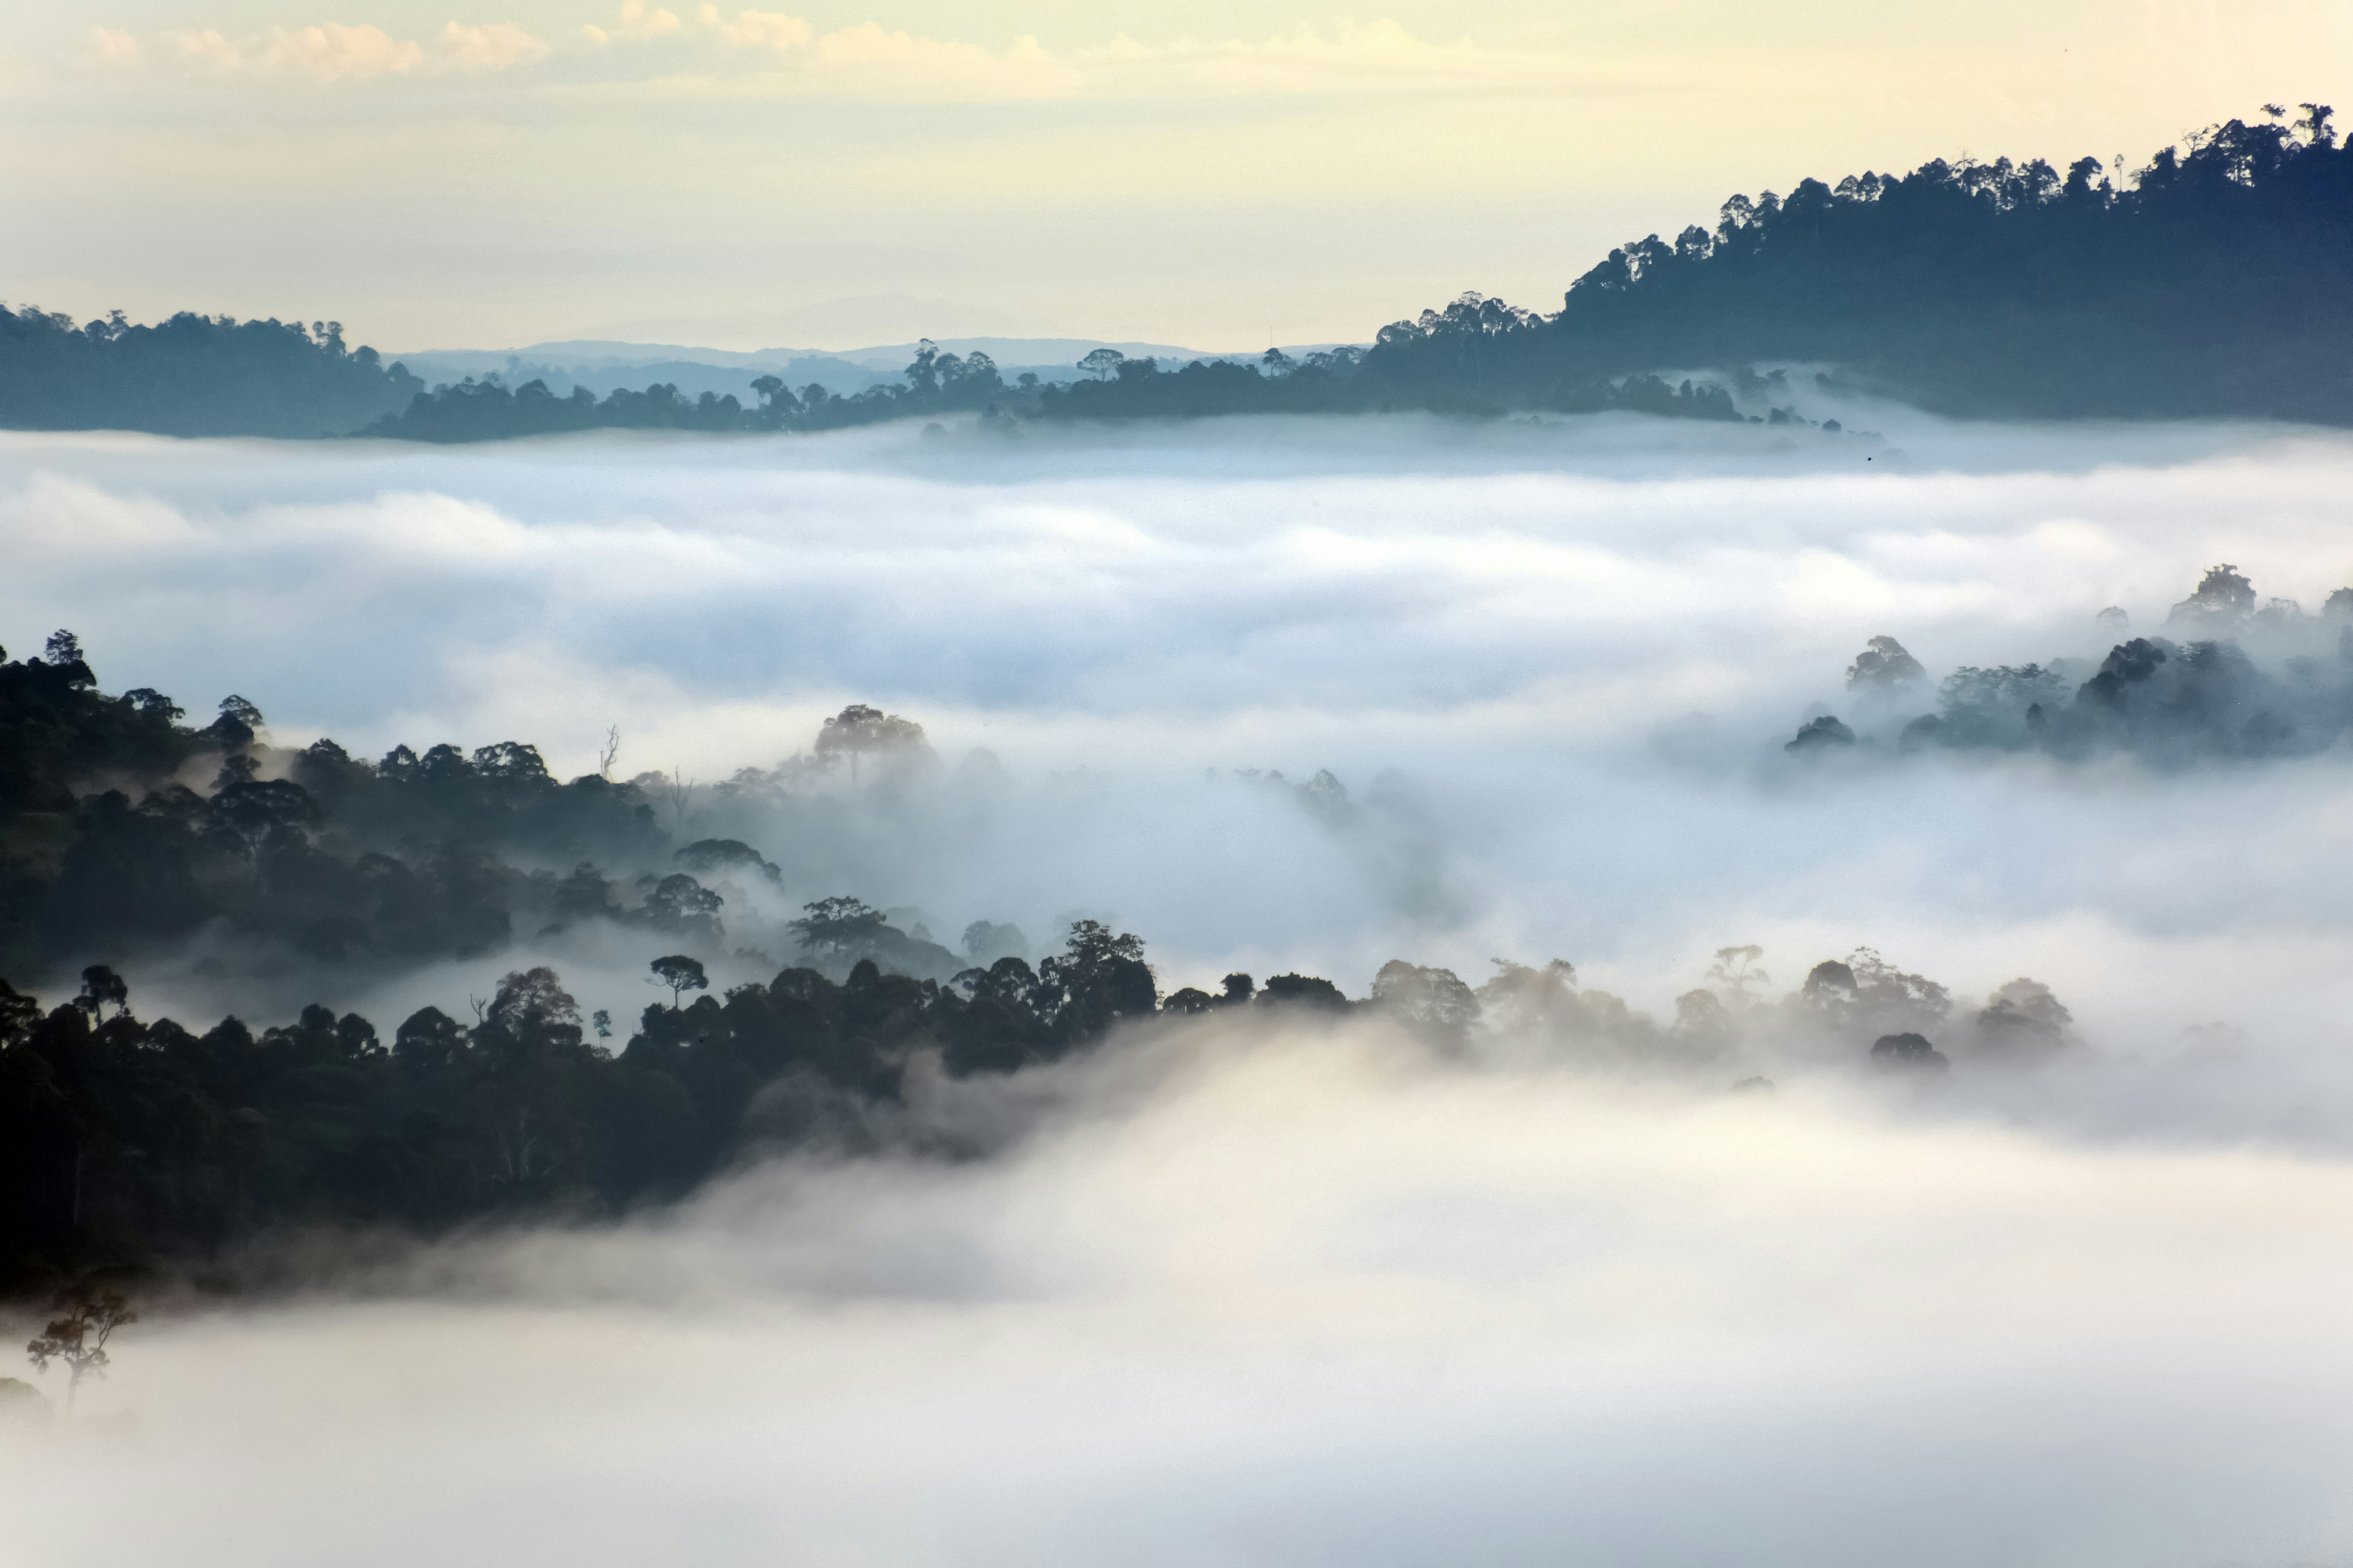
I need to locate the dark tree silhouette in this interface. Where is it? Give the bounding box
[650,955,709,1009]
[25,1285,136,1416]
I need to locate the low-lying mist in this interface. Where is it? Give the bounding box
[9,410,2353,1562]
[13,1016,2353,1568]
[11,413,2353,1044]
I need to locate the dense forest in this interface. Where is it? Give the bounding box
[0,309,422,438]
[1786,565,2353,764]
[6,105,2340,441]
[0,634,2071,1298]
[360,347,1749,440]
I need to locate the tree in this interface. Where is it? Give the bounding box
[1078,347,1125,381]
[814,704,928,789]
[904,340,942,396]
[673,838,781,884]
[486,967,582,1035]
[749,375,796,416]
[206,694,264,750]
[650,955,708,1008]
[26,1286,136,1417]
[1974,978,2072,1052]
[472,968,592,1192]
[1259,973,1350,1011]
[1785,715,1857,752]
[2168,564,2257,631]
[1036,919,1156,1042]
[641,872,724,934]
[1869,1031,1949,1069]
[1846,636,1926,689]
[209,778,321,888]
[961,920,1028,965]
[1369,960,1479,1051]
[789,896,888,964]
[74,965,129,1020]
[1706,946,1770,1006]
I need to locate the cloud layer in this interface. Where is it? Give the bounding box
[10,412,2353,1557]
[8,409,2353,1046]
[124,20,550,80]
[13,1023,2353,1565]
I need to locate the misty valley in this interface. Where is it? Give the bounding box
[4,628,2120,1295]
[10,68,2353,1568]
[13,389,2353,1566]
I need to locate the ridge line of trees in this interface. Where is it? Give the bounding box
[1788,563,2353,765]
[11,105,2339,441]
[3,632,2078,1300]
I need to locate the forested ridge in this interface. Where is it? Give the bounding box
[1,633,2078,1299]
[1369,104,2353,422]
[5,105,2343,441]
[0,310,422,439]
[1786,565,2353,766]
[0,630,1217,1294]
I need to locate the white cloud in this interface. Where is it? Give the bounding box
[602,0,686,41]
[698,5,811,50]
[154,19,547,81]
[591,8,1626,103]
[246,23,424,80]
[439,21,551,73]
[86,26,141,66]
[163,28,247,72]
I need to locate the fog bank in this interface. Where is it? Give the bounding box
[10,1019,2353,1567]
[11,412,2353,1561]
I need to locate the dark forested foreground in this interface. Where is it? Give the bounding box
[5,105,2346,442]
[0,630,2092,1300]
[1784,566,2353,765]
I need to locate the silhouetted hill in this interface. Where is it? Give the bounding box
[0,309,420,438]
[5,105,2345,439]
[1360,105,2353,422]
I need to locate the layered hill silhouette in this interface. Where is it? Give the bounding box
[2,105,2345,438]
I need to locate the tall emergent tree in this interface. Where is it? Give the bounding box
[26,1285,136,1417]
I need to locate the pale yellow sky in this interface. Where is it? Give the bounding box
[1,1,2344,350]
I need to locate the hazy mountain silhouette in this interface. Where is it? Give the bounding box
[7,105,2347,439]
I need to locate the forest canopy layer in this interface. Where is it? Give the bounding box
[1,633,2089,1299]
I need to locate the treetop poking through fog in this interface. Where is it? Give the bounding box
[1784,563,2353,766]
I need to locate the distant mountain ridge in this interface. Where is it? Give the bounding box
[386,336,1357,412]
[5,105,2344,437]
[488,336,1244,370]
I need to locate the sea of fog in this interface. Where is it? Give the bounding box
[7,409,2353,1565]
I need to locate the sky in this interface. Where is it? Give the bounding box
[2,0,2347,350]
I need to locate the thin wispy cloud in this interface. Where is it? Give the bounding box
[95,19,548,82]
[581,5,1622,103]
